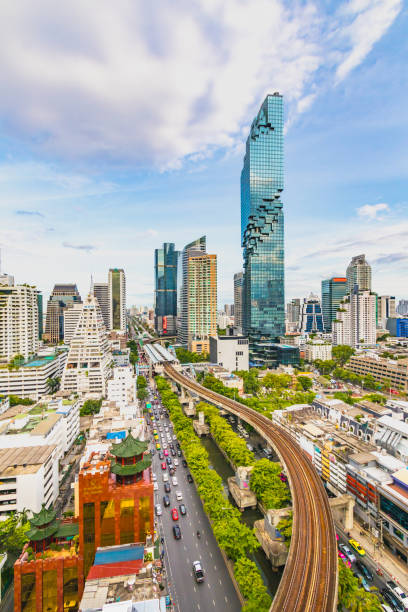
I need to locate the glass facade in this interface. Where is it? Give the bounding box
[241,94,285,363]
[381,495,408,530]
[111,270,121,330]
[42,569,57,612]
[82,502,95,578]
[154,243,179,336]
[120,499,134,545]
[139,496,151,541]
[321,278,347,332]
[63,567,79,612]
[100,500,115,547]
[21,573,36,612]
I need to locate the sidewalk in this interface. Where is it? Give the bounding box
[338,522,408,592]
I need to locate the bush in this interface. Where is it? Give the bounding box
[175,348,210,363]
[234,557,271,611]
[9,395,35,407]
[250,459,291,509]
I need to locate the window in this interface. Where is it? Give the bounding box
[42,570,57,612]
[21,573,36,612]
[120,499,134,545]
[100,500,115,547]
[63,567,79,612]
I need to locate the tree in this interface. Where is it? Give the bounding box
[80,398,102,416]
[8,395,35,407]
[46,376,61,393]
[213,517,259,560]
[277,512,293,548]
[175,348,210,363]
[0,512,30,557]
[234,557,271,612]
[332,345,355,366]
[297,376,313,391]
[137,375,147,388]
[137,388,149,402]
[250,459,291,509]
[337,560,382,611]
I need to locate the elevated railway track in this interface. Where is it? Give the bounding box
[163,363,338,612]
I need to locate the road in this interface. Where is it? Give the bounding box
[164,363,338,612]
[149,389,241,612]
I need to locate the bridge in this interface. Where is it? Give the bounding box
[162,362,338,612]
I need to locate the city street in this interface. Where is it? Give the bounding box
[149,392,241,612]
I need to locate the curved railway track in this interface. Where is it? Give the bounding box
[163,363,338,612]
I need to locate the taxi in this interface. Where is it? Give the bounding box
[348,539,366,556]
[156,443,161,450]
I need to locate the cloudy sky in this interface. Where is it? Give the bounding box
[0,0,407,307]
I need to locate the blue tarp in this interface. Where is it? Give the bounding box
[94,544,144,565]
[106,430,126,440]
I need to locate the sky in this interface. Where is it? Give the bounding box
[0,0,407,308]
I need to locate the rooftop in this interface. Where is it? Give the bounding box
[0,445,56,476]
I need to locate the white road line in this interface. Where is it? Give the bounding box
[210,552,212,558]
[219,579,222,585]
[214,565,217,570]
[213,600,216,607]
[224,596,228,602]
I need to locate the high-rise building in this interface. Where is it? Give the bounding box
[346,255,372,293]
[37,293,43,339]
[299,293,325,334]
[377,295,396,327]
[321,277,347,332]
[332,288,376,348]
[154,243,179,336]
[0,283,39,360]
[44,284,82,343]
[397,300,408,316]
[61,294,112,395]
[93,282,110,330]
[234,272,244,332]
[176,237,217,353]
[108,269,126,333]
[224,304,234,317]
[63,302,83,344]
[241,94,285,364]
[286,298,301,325]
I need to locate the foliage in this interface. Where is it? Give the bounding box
[361,393,386,405]
[175,348,210,363]
[217,326,227,336]
[235,369,260,394]
[46,376,61,393]
[297,375,313,391]
[234,557,271,611]
[7,354,25,370]
[79,398,102,416]
[333,391,356,405]
[276,512,293,548]
[332,345,355,366]
[8,395,35,407]
[377,333,390,342]
[137,375,147,388]
[250,459,290,509]
[197,402,255,467]
[261,373,292,391]
[0,512,30,556]
[337,560,382,611]
[127,340,139,364]
[137,388,149,401]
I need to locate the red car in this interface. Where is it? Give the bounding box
[164,450,169,456]
[171,508,179,521]
[161,462,167,470]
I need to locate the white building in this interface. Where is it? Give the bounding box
[0,351,67,400]
[209,335,249,372]
[0,412,66,461]
[332,289,376,348]
[0,445,59,520]
[304,340,332,362]
[107,366,136,409]
[0,283,39,361]
[61,294,113,396]
[377,295,396,328]
[51,397,80,452]
[63,303,83,344]
[108,269,126,333]
[0,396,9,415]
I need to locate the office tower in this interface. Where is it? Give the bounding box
[346,254,372,293]
[332,288,376,347]
[299,293,325,334]
[321,277,347,332]
[154,242,179,336]
[63,303,83,344]
[397,300,408,316]
[108,269,126,333]
[93,282,110,330]
[0,284,39,360]
[224,304,234,317]
[377,295,396,327]
[234,272,244,331]
[177,236,206,346]
[61,294,112,395]
[44,284,82,343]
[286,298,301,325]
[241,94,285,364]
[37,293,43,339]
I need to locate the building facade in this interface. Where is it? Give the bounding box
[107,366,136,409]
[93,283,110,331]
[397,300,408,316]
[304,341,332,362]
[348,355,408,393]
[299,293,324,334]
[108,269,126,334]
[209,335,249,372]
[63,303,83,345]
[233,272,244,332]
[154,243,178,336]
[241,94,285,365]
[346,254,372,293]
[44,285,82,344]
[387,318,408,338]
[0,351,67,400]
[378,295,396,328]
[332,289,377,348]
[321,277,347,332]
[0,284,39,361]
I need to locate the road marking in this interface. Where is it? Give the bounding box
[193,586,196,592]
[209,552,212,558]
[214,565,217,570]
[225,596,228,602]
[219,579,222,585]
[213,600,216,607]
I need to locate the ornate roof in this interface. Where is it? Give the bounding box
[27,522,59,541]
[110,456,151,476]
[110,432,149,458]
[30,503,57,527]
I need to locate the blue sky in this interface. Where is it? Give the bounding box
[0,0,407,307]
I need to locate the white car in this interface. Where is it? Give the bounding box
[163,473,169,482]
[163,443,167,449]
[154,482,158,491]
[386,581,408,609]
[174,459,179,466]
[155,504,162,516]
[173,435,177,440]
[172,476,178,486]
[152,473,157,481]
[176,490,183,501]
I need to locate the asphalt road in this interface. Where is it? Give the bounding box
[149,393,241,612]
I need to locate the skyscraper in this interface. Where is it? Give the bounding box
[93,282,110,330]
[332,288,376,348]
[397,300,408,316]
[177,236,206,347]
[321,277,347,332]
[234,272,244,332]
[346,255,372,293]
[108,268,126,333]
[299,293,325,334]
[154,243,179,336]
[43,284,82,344]
[241,94,285,364]
[377,295,396,327]
[286,298,301,327]
[0,283,39,360]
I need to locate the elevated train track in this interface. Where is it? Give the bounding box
[163,363,338,612]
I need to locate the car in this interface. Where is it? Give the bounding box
[163,495,170,507]
[176,443,181,449]
[338,551,349,565]
[169,468,175,476]
[182,459,187,467]
[386,581,408,610]
[172,476,178,486]
[179,504,186,515]
[159,452,164,460]
[339,544,356,564]
[156,443,161,450]
[155,504,162,516]
[161,462,167,470]
[154,482,158,491]
[171,508,179,521]
[382,588,404,611]
[176,490,183,501]
[355,572,370,592]
[163,473,169,482]
[170,443,174,450]
[152,473,157,481]
[164,482,171,493]
[187,474,193,483]
[348,539,366,556]
[171,449,176,457]
[173,525,181,540]
[356,561,373,581]
[174,459,179,466]
[166,457,172,465]
[163,443,167,449]
[173,434,177,440]
[177,450,182,457]
[164,449,169,456]
[381,605,394,612]
[192,560,204,583]
[164,412,169,418]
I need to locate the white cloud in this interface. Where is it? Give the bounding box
[0,0,402,168]
[357,202,389,219]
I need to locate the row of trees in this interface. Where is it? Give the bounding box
[126,340,139,365]
[175,347,210,364]
[337,560,382,611]
[250,459,291,510]
[155,377,271,611]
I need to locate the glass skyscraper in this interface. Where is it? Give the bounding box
[154,242,179,336]
[321,277,347,332]
[241,93,285,365]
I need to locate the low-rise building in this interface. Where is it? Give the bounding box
[0,411,65,461]
[348,354,408,393]
[0,351,67,400]
[207,366,244,394]
[374,416,408,462]
[209,335,249,372]
[0,395,9,415]
[304,340,332,362]
[0,445,58,519]
[378,467,408,565]
[53,398,80,452]
[111,349,130,367]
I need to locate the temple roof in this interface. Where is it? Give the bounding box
[30,503,57,527]
[110,456,151,476]
[27,521,59,541]
[110,432,148,458]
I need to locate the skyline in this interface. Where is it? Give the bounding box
[0,0,407,306]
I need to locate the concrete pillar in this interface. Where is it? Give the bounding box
[344,497,355,531]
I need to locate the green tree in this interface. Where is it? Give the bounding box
[175,348,210,363]
[276,512,293,548]
[137,388,149,401]
[8,395,35,407]
[46,376,61,393]
[80,398,103,416]
[297,376,313,391]
[332,345,355,366]
[234,557,272,612]
[337,560,381,611]
[137,375,147,388]
[250,459,290,509]
[213,517,259,560]
[0,512,30,557]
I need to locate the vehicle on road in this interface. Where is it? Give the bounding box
[161,462,167,470]
[172,476,178,486]
[349,539,366,556]
[176,490,183,501]
[356,561,373,581]
[152,473,157,481]
[174,459,179,466]
[154,482,158,491]
[171,449,176,456]
[182,459,187,467]
[339,544,356,563]
[382,588,404,611]
[193,560,204,583]
[163,473,169,482]
[176,443,180,449]
[355,572,370,592]
[166,457,172,465]
[163,495,170,507]
[164,482,171,493]
[173,525,181,540]
[187,474,193,483]
[164,449,169,456]
[179,504,186,515]
[159,452,164,460]
[156,443,161,450]
[386,581,408,610]
[155,504,162,516]
[177,450,182,457]
[173,435,177,440]
[171,508,179,521]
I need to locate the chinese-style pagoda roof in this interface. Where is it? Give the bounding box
[110,456,151,476]
[110,432,149,458]
[27,522,59,541]
[56,522,79,539]
[29,503,57,527]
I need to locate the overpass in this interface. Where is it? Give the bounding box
[163,363,338,612]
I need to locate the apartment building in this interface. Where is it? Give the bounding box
[348,354,408,393]
[304,340,332,362]
[0,284,39,361]
[106,366,136,409]
[0,351,67,400]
